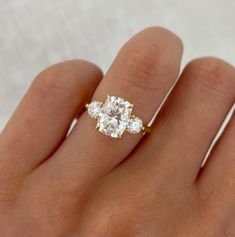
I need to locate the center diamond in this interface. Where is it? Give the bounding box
[97,96,133,138]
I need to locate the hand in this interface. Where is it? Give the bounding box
[0,27,234,237]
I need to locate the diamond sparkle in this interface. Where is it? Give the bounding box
[98,96,133,138]
[87,101,102,118]
[87,95,145,138]
[127,116,143,134]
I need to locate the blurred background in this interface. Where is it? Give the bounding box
[0,0,234,129]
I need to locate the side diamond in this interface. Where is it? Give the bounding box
[127,116,143,134]
[87,101,102,118]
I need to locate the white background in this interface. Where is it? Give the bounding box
[0,0,235,129]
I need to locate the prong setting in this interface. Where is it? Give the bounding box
[86,95,148,138]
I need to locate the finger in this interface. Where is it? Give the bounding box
[195,113,235,222]
[198,112,235,195]
[0,60,103,176]
[129,57,235,184]
[44,27,183,185]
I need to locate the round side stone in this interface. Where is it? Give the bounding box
[87,101,102,118]
[127,116,143,134]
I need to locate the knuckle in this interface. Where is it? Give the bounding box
[129,47,167,78]
[32,62,74,94]
[87,194,142,237]
[32,59,99,96]
[119,46,172,92]
[29,61,85,109]
[186,57,235,96]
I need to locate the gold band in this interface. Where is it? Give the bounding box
[142,126,151,133]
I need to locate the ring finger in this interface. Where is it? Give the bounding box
[41,27,183,186]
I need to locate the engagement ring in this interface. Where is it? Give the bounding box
[86,95,150,139]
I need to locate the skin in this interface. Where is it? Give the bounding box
[0,27,234,237]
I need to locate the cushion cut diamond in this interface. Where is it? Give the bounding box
[87,95,146,138]
[97,96,133,138]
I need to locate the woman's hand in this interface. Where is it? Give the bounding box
[0,27,235,237]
